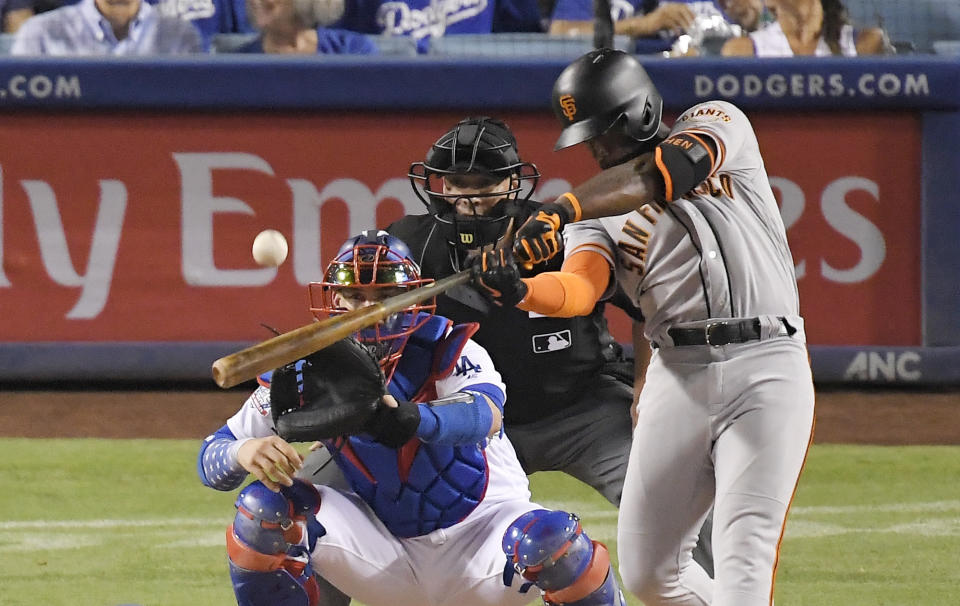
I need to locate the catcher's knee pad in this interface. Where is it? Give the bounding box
[226,480,324,606]
[503,509,625,606]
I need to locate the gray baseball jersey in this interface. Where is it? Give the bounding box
[565,100,804,346]
[564,100,815,606]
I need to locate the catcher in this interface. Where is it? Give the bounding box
[197,230,627,606]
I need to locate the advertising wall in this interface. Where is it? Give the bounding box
[0,110,923,346]
[0,57,957,385]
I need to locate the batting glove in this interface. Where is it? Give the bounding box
[474,250,528,307]
[513,202,570,264]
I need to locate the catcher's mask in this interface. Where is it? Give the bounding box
[551,49,667,156]
[309,230,435,381]
[409,116,540,256]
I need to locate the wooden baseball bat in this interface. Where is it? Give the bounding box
[211,269,475,389]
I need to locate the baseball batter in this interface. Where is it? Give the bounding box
[393,115,713,573]
[476,49,815,606]
[198,230,628,606]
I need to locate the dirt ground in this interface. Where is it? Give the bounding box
[0,386,957,444]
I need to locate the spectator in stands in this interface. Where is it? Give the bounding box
[235,0,376,54]
[548,0,694,38]
[547,0,756,55]
[493,0,547,33]
[151,0,255,50]
[2,0,33,32]
[721,0,892,56]
[24,0,255,50]
[11,0,202,54]
[330,0,501,53]
[717,0,766,31]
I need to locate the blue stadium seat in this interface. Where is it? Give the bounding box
[366,35,418,56]
[210,33,417,56]
[0,33,16,55]
[211,33,261,54]
[932,40,960,56]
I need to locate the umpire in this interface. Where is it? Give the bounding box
[394,116,632,502]
[391,116,711,576]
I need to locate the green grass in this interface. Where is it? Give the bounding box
[0,439,957,605]
[773,446,960,606]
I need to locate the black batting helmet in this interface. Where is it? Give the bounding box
[409,117,539,253]
[551,48,664,151]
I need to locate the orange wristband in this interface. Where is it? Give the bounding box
[560,192,583,222]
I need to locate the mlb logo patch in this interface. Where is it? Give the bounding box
[532,330,572,353]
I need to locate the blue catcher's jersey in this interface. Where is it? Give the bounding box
[326,314,495,537]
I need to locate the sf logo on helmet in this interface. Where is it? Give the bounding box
[559,95,577,121]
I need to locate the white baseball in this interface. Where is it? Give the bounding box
[252,229,289,267]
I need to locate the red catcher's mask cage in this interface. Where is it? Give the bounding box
[308,237,435,382]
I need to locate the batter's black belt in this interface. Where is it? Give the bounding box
[667,318,764,347]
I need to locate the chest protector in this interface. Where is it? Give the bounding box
[327,315,489,538]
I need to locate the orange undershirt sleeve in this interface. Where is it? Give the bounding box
[517,249,610,317]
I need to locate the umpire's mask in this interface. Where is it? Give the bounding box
[409,117,540,258]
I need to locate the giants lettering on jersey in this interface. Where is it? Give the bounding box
[686,174,735,199]
[378,0,489,39]
[678,107,733,123]
[617,202,666,276]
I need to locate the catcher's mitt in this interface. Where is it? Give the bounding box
[270,336,385,443]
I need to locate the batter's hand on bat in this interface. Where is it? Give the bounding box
[474,249,528,307]
[513,203,568,264]
[237,436,304,492]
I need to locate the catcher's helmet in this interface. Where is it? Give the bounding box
[551,48,664,151]
[309,230,435,380]
[409,117,539,254]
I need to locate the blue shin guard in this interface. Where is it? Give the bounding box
[228,561,318,606]
[226,480,324,606]
[503,509,625,606]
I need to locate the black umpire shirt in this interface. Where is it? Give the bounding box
[388,211,639,426]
